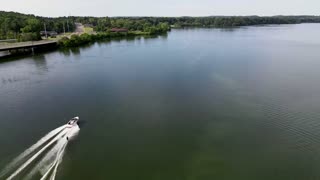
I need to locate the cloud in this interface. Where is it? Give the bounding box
[1,0,319,17]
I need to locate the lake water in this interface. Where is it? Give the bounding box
[1,24,320,180]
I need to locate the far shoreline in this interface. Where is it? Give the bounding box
[1,22,320,60]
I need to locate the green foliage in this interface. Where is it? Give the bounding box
[165,16,320,27]
[19,32,41,41]
[94,18,111,31]
[57,36,70,46]
[0,11,75,41]
[75,17,171,33]
[58,34,97,47]
[42,17,75,34]
[72,15,320,34]
[58,31,155,47]
[20,18,41,33]
[62,34,83,47]
[2,10,320,43]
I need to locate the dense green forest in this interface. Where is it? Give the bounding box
[1,11,320,41]
[75,15,320,28]
[77,17,171,34]
[0,11,75,41]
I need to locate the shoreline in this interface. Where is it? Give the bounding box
[1,22,319,60]
[0,32,167,60]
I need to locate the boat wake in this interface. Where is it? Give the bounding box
[0,123,80,180]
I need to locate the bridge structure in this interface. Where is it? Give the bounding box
[0,40,58,56]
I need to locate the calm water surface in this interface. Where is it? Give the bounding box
[1,24,320,180]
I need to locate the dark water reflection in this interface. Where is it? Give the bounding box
[1,24,320,180]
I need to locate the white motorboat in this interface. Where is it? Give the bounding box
[66,116,79,128]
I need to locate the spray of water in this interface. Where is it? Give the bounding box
[0,125,67,178]
[0,124,80,180]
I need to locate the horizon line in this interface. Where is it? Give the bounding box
[1,10,319,18]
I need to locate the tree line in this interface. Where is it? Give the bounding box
[1,11,320,41]
[158,16,320,27]
[73,16,320,29]
[0,11,75,41]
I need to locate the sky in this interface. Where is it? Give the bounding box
[1,0,320,17]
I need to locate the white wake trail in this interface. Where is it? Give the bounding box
[26,136,67,179]
[0,125,66,178]
[49,141,68,180]
[7,129,69,180]
[41,125,80,180]
[40,139,67,180]
[1,122,80,180]
[49,125,80,180]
